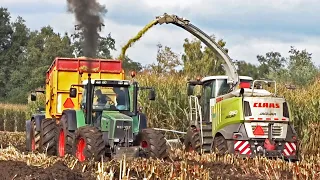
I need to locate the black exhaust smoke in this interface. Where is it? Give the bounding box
[67,0,107,70]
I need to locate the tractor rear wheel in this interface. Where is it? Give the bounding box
[211,135,228,155]
[72,126,105,162]
[57,114,74,157]
[183,126,201,154]
[139,128,168,159]
[40,118,57,155]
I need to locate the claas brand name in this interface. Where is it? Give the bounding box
[253,102,280,108]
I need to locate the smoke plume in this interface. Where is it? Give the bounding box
[67,0,107,59]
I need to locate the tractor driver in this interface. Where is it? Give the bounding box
[112,87,126,106]
[94,89,108,106]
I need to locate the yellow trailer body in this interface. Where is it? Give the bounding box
[45,57,124,119]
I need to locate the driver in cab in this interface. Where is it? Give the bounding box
[94,89,108,106]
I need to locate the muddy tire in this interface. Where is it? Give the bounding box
[212,135,228,155]
[138,128,168,159]
[26,119,40,152]
[183,126,201,154]
[40,118,57,155]
[57,114,74,157]
[72,126,105,162]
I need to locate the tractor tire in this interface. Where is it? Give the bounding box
[40,118,57,155]
[138,128,169,159]
[183,126,201,154]
[56,114,74,157]
[26,119,40,152]
[72,126,105,162]
[211,135,228,155]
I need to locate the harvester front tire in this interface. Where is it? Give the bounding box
[40,118,57,155]
[139,128,169,159]
[183,126,201,154]
[57,114,74,157]
[72,126,105,162]
[212,135,228,155]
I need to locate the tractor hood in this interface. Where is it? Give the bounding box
[101,111,133,122]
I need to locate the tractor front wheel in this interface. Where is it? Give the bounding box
[40,118,57,155]
[139,128,168,159]
[56,114,74,157]
[183,126,201,154]
[72,126,105,162]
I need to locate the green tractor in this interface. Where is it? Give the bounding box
[55,74,168,161]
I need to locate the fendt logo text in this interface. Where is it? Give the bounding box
[253,102,280,108]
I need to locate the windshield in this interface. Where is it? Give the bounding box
[92,86,130,111]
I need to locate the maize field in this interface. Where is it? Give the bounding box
[0,73,319,179]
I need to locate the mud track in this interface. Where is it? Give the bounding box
[0,161,95,180]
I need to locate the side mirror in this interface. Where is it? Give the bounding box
[187,84,194,96]
[149,89,156,100]
[30,93,36,101]
[69,88,77,98]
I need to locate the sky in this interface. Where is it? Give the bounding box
[2,0,320,66]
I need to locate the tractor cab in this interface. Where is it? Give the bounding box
[187,76,253,123]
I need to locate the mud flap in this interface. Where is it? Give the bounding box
[25,120,32,151]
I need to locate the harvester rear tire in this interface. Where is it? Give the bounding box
[139,128,169,159]
[72,126,105,162]
[57,114,74,157]
[212,135,228,155]
[183,126,201,154]
[40,118,57,155]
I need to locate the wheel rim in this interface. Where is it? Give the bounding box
[141,140,148,148]
[76,138,86,162]
[58,130,65,156]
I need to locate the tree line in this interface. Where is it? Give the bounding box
[0,7,319,104]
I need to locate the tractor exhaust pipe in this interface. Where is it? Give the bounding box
[86,73,93,125]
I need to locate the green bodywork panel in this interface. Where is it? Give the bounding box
[211,97,244,136]
[101,111,133,139]
[75,110,86,128]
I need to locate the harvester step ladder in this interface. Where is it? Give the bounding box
[188,95,204,146]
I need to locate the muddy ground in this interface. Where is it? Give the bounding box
[0,132,296,180]
[0,161,95,180]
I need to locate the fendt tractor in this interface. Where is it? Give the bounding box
[151,13,299,161]
[26,57,168,162]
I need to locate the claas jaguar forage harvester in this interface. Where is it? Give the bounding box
[147,13,299,161]
[26,57,168,161]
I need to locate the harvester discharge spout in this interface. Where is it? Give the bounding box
[154,13,240,88]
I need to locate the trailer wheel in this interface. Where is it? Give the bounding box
[40,118,57,155]
[183,126,201,153]
[72,126,105,162]
[57,114,74,157]
[212,135,228,155]
[26,119,40,152]
[139,128,169,159]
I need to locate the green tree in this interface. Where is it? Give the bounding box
[287,46,318,86]
[71,30,116,58]
[0,7,14,100]
[234,60,260,79]
[122,56,142,73]
[182,36,228,77]
[256,51,286,80]
[147,43,181,74]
